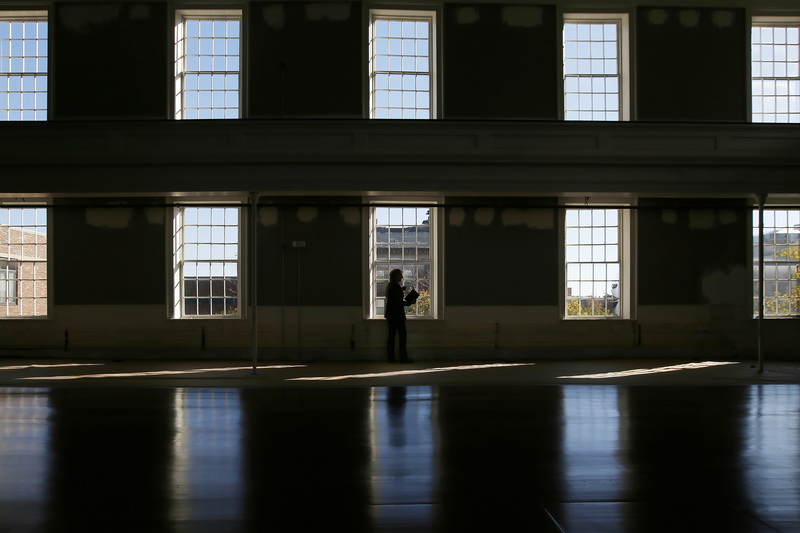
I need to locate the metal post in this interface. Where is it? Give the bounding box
[757,194,766,374]
[250,193,259,375]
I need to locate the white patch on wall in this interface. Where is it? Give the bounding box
[305,3,351,22]
[662,209,678,224]
[502,208,553,229]
[678,10,700,29]
[648,9,669,25]
[474,208,495,226]
[702,265,747,305]
[129,4,150,20]
[718,210,737,225]
[449,207,466,227]
[689,209,716,230]
[262,5,286,30]
[502,6,543,28]
[86,208,133,229]
[455,7,479,25]
[711,10,735,29]
[339,207,360,225]
[145,208,164,225]
[259,207,279,227]
[297,207,318,223]
[59,4,123,33]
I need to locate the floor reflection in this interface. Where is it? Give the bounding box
[745,385,800,531]
[0,383,798,532]
[0,388,51,532]
[171,388,243,533]
[369,386,438,531]
[560,386,626,531]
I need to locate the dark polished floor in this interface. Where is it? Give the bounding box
[1,382,799,532]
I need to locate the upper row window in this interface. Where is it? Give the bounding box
[2,11,800,123]
[174,10,241,120]
[0,11,47,121]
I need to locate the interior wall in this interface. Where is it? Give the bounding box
[257,200,363,306]
[52,200,166,305]
[248,2,363,118]
[638,198,750,307]
[636,7,747,122]
[445,199,559,305]
[52,3,168,120]
[442,4,558,119]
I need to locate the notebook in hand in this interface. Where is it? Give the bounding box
[405,289,420,305]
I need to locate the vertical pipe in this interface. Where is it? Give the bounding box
[757,194,766,374]
[250,193,259,375]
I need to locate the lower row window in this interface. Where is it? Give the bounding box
[0,206,47,317]
[173,206,240,318]
[754,209,800,317]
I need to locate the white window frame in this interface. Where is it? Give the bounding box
[174,9,242,120]
[561,202,631,319]
[0,10,47,121]
[369,9,437,119]
[172,203,244,319]
[366,200,441,319]
[753,207,800,318]
[562,13,630,121]
[751,16,800,123]
[0,204,48,318]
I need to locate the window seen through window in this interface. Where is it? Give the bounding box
[563,16,625,121]
[174,11,241,119]
[752,22,800,123]
[565,208,621,317]
[173,207,240,317]
[0,12,47,121]
[753,209,800,317]
[0,207,47,317]
[370,12,434,119]
[371,207,432,317]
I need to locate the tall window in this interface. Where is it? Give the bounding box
[369,10,435,119]
[751,18,800,123]
[563,14,628,121]
[369,206,434,318]
[0,12,47,121]
[565,207,627,318]
[174,10,241,119]
[173,206,241,318]
[0,207,47,317]
[753,209,800,317]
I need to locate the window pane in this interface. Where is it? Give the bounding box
[370,12,434,120]
[754,208,800,317]
[565,207,622,317]
[372,206,433,317]
[0,16,47,121]
[564,18,622,122]
[176,206,240,317]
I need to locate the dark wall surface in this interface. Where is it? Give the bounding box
[53,201,166,305]
[637,199,750,305]
[636,7,747,122]
[443,4,558,119]
[53,3,168,119]
[257,200,362,306]
[249,2,362,118]
[445,199,558,306]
